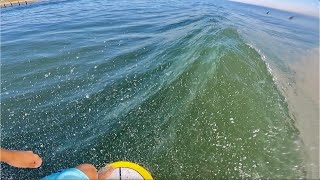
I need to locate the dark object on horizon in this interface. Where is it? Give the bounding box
[18,1,20,6]
[26,1,28,5]
[266,11,269,14]
[4,4,6,8]
[289,16,294,20]
[10,2,13,6]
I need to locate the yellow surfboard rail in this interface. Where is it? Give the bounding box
[109,161,153,180]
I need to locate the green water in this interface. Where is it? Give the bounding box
[87,28,303,179]
[1,0,308,179]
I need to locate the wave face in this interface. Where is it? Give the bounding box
[1,0,304,179]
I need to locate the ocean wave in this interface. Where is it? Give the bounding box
[1,1,305,179]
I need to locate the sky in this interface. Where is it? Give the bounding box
[229,0,319,17]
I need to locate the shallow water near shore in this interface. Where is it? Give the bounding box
[1,0,319,179]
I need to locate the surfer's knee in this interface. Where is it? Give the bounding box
[76,164,98,180]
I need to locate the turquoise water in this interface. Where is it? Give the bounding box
[1,0,318,179]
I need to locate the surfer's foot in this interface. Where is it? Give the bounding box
[0,149,42,168]
[76,164,98,180]
[98,165,114,180]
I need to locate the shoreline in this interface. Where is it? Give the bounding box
[1,0,38,7]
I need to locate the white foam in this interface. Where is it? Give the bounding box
[245,42,277,82]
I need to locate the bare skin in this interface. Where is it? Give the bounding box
[0,148,114,179]
[98,165,115,180]
[0,148,42,168]
[76,164,114,180]
[76,164,98,180]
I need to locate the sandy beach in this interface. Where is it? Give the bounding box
[1,0,37,7]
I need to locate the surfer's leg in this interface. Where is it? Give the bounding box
[41,164,98,180]
[76,164,98,179]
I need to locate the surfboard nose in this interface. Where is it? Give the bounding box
[104,161,153,180]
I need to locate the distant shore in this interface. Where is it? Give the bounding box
[1,0,38,7]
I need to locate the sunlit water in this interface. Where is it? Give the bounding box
[1,0,318,179]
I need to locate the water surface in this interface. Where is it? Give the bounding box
[1,0,318,179]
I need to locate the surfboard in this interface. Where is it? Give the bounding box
[106,161,153,180]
